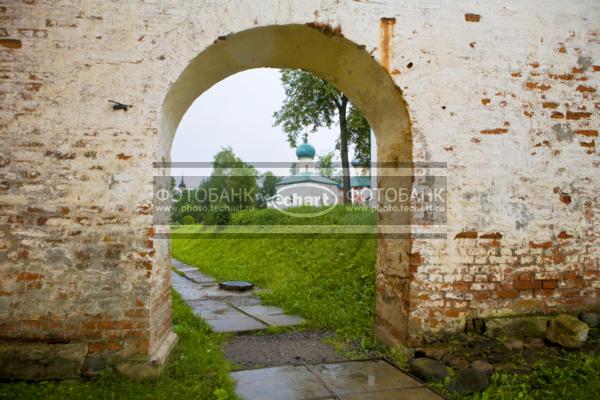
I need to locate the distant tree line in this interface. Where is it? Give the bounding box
[171,147,279,224]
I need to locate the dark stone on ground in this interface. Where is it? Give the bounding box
[446,357,469,370]
[504,338,524,350]
[448,368,490,393]
[579,312,599,328]
[481,350,513,364]
[471,360,493,377]
[467,338,498,352]
[410,357,449,382]
[225,330,345,368]
[415,344,451,361]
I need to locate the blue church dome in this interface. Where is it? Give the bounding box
[296,141,316,159]
[351,158,363,168]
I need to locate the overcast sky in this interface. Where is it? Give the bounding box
[171,68,346,186]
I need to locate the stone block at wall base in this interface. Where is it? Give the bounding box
[484,316,551,339]
[0,342,87,380]
[116,331,178,380]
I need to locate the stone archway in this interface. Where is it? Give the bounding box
[157,24,413,351]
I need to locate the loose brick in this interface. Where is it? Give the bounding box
[465,13,481,22]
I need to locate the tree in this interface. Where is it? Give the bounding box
[207,147,258,216]
[317,151,340,182]
[273,69,371,204]
[257,171,280,208]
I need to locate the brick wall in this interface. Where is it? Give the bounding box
[0,0,598,369]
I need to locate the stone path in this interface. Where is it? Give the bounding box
[172,259,305,332]
[231,360,444,400]
[172,259,444,400]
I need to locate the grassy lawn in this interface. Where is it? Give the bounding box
[0,292,238,400]
[171,206,380,354]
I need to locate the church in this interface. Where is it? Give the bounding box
[267,141,372,209]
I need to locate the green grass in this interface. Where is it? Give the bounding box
[0,292,237,400]
[172,206,380,353]
[431,353,600,400]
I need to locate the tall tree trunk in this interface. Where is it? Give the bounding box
[338,95,351,205]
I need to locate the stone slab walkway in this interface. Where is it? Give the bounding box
[172,259,443,399]
[231,360,445,400]
[172,259,305,332]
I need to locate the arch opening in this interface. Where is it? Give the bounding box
[158,24,413,346]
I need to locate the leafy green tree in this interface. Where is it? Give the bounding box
[257,171,280,208]
[316,151,340,181]
[171,148,258,225]
[273,69,371,203]
[206,147,258,217]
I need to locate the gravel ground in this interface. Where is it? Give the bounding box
[225,330,347,369]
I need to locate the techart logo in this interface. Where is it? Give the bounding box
[268,183,339,218]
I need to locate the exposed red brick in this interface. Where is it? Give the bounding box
[549,73,573,80]
[542,102,559,109]
[497,289,519,299]
[107,342,121,351]
[580,140,595,148]
[557,231,573,239]
[409,252,423,266]
[0,39,21,49]
[17,272,43,281]
[551,111,564,119]
[559,193,571,204]
[88,342,105,353]
[514,280,542,290]
[534,289,555,297]
[454,282,471,292]
[542,280,558,289]
[511,72,522,77]
[455,231,477,239]
[473,291,490,300]
[116,153,132,160]
[480,128,508,134]
[464,13,481,22]
[525,82,551,91]
[575,130,598,137]
[444,308,463,318]
[480,232,502,239]
[576,85,596,93]
[566,111,591,120]
[529,241,552,249]
[558,46,567,53]
[563,271,579,281]
[81,320,96,330]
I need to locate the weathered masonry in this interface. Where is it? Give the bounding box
[1,0,599,378]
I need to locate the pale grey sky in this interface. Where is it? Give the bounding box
[171,68,349,185]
